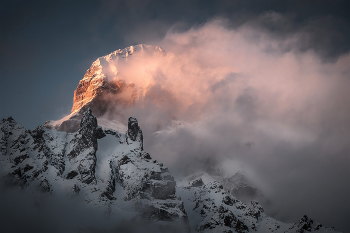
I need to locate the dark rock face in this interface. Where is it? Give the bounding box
[125,117,143,150]
[95,126,106,139]
[222,195,237,206]
[30,125,45,141]
[66,107,105,184]
[80,107,98,129]
[127,117,139,141]
[251,200,264,213]
[245,200,264,220]
[191,178,204,187]
[66,170,78,179]
[291,215,325,233]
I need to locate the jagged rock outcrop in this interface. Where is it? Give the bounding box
[191,178,204,187]
[290,215,335,233]
[0,109,190,230]
[65,107,105,184]
[180,168,271,211]
[177,180,339,233]
[127,117,140,141]
[125,117,143,150]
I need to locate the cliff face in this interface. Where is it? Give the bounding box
[71,64,105,114]
[70,61,135,115]
[45,44,164,133]
[71,44,165,114]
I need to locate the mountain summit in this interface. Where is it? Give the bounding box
[44,44,165,133]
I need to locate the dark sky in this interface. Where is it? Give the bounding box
[1,1,350,232]
[1,0,350,129]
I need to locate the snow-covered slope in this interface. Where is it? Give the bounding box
[177,178,339,233]
[0,109,342,232]
[0,108,189,231]
[177,170,268,207]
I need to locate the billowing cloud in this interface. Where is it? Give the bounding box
[95,19,350,231]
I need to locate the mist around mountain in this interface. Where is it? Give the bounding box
[1,36,348,232]
[0,108,340,233]
[42,33,349,232]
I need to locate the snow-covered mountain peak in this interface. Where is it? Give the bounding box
[44,44,168,134]
[99,44,164,63]
[88,44,165,81]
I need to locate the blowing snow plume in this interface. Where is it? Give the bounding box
[42,18,350,232]
[153,19,350,232]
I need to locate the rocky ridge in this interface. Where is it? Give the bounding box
[177,178,338,233]
[178,170,270,209]
[0,108,189,230]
